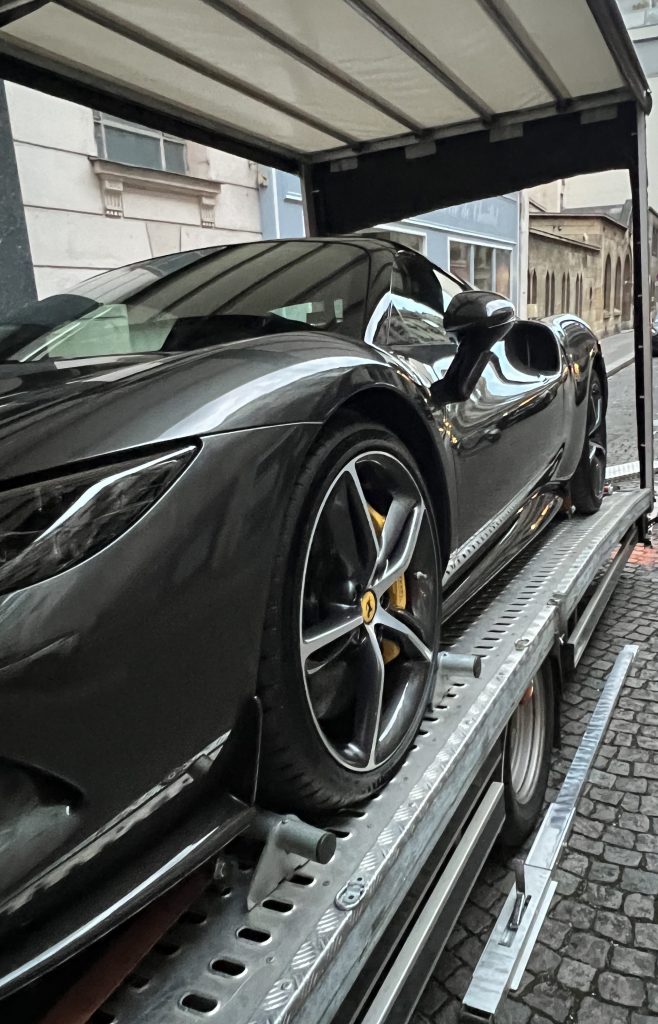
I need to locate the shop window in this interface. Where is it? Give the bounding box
[449,240,471,281]
[496,249,511,297]
[449,242,511,296]
[94,112,187,174]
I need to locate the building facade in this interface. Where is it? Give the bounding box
[258,168,523,307]
[0,82,262,308]
[527,200,633,336]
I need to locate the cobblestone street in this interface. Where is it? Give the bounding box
[413,360,658,1024]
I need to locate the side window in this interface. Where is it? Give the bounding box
[387,254,447,348]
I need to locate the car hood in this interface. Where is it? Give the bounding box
[0,333,388,482]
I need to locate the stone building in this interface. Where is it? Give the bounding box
[527,195,633,337]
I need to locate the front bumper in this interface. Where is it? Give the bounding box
[0,422,316,993]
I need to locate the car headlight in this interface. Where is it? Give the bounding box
[0,445,196,595]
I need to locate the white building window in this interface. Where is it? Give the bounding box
[449,240,512,297]
[93,112,187,174]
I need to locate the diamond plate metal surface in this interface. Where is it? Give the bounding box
[103,489,650,1024]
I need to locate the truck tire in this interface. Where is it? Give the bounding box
[500,662,554,847]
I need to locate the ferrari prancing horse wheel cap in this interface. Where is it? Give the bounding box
[360,589,377,624]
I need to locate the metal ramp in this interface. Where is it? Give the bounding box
[98,488,649,1024]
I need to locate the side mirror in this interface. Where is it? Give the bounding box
[431,290,516,403]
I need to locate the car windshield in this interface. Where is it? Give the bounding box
[0,240,370,363]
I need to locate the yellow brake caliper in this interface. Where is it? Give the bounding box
[368,505,407,664]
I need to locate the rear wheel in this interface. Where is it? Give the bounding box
[571,369,607,514]
[500,663,554,847]
[257,418,441,813]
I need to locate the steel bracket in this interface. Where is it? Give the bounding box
[246,811,336,910]
[430,651,482,709]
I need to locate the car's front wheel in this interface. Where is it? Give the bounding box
[257,417,441,813]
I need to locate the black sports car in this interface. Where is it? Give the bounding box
[0,237,606,994]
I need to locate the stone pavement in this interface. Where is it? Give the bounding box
[413,539,658,1024]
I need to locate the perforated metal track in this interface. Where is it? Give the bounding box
[101,489,650,1024]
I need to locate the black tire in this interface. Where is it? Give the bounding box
[500,663,554,847]
[257,415,441,814]
[571,368,607,514]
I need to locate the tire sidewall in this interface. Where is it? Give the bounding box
[500,662,554,847]
[259,418,442,810]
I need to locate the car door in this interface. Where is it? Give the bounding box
[382,252,565,547]
[381,253,515,539]
[447,318,566,545]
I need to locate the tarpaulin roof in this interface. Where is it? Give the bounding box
[0,0,651,230]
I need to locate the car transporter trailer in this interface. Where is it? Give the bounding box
[0,2,654,1022]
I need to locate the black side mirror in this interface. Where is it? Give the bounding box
[431,290,516,403]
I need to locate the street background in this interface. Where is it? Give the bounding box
[413,346,658,1024]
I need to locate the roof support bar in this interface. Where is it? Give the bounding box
[0,40,300,169]
[199,0,424,134]
[343,0,493,121]
[0,0,47,29]
[586,0,651,112]
[630,105,654,494]
[56,0,355,147]
[475,0,569,106]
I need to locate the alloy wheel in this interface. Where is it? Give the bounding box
[299,451,438,772]
[588,378,606,499]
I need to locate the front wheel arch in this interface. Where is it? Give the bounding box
[330,387,452,575]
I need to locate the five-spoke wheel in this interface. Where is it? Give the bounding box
[301,451,437,772]
[258,418,440,812]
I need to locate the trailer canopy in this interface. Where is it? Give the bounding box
[0,0,651,230]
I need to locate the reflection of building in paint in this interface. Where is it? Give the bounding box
[258,167,522,307]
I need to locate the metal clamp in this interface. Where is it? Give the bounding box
[508,859,528,931]
[432,651,482,706]
[246,811,336,909]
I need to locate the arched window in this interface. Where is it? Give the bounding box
[550,271,556,314]
[531,270,537,304]
[589,286,593,309]
[544,271,551,316]
[604,255,612,312]
[577,275,583,316]
[566,274,571,312]
[614,257,622,312]
[561,273,566,312]
[622,253,632,323]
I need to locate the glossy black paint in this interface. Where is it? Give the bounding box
[0,238,604,996]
